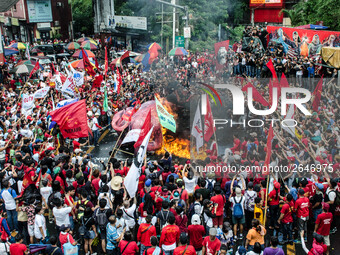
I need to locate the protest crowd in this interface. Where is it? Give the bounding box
[0,24,338,255]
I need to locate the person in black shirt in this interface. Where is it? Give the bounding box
[45,236,63,255]
[311,183,324,222]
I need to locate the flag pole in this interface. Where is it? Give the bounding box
[109,127,126,161]
[263,176,270,226]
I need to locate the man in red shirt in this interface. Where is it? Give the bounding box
[188,214,206,254]
[294,189,310,242]
[210,186,225,228]
[137,215,157,255]
[10,233,28,255]
[278,194,294,244]
[159,215,180,255]
[173,233,196,255]
[202,228,221,255]
[315,203,333,254]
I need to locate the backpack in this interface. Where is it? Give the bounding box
[329,190,340,206]
[244,191,257,211]
[95,208,108,229]
[76,200,89,220]
[207,180,214,193]
[159,210,170,229]
[233,197,244,219]
[187,202,200,220]
[0,218,9,241]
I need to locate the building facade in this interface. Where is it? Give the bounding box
[0,0,73,43]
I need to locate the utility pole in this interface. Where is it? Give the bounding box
[155,0,189,49]
[171,0,176,48]
[161,4,163,47]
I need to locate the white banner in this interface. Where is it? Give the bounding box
[56,99,78,109]
[62,74,76,97]
[22,94,35,110]
[191,103,203,153]
[73,71,84,87]
[121,129,141,145]
[34,87,50,99]
[124,126,154,198]
[55,75,62,91]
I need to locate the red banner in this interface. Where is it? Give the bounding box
[50,100,89,138]
[214,40,229,69]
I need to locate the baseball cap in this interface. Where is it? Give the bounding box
[235,187,242,196]
[315,183,324,190]
[322,202,330,211]
[209,228,217,236]
[145,179,152,187]
[274,181,281,190]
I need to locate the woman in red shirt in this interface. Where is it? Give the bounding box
[268,181,283,229]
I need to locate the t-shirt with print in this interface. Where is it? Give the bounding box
[22,205,36,225]
[202,236,221,255]
[316,212,333,236]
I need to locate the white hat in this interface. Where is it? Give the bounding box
[111,176,123,191]
[87,111,93,117]
[74,149,82,154]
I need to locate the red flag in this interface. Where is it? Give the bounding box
[104,46,108,76]
[92,74,103,89]
[242,82,269,107]
[81,48,96,76]
[50,100,89,138]
[116,67,122,94]
[28,61,40,79]
[312,76,323,112]
[266,59,278,80]
[95,58,100,70]
[280,73,290,88]
[120,51,130,61]
[50,62,57,75]
[263,125,274,175]
[134,109,151,148]
[204,97,215,142]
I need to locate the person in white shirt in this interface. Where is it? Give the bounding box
[120,197,137,231]
[40,180,52,208]
[182,167,198,196]
[34,207,47,242]
[115,209,127,236]
[0,180,18,230]
[52,198,73,231]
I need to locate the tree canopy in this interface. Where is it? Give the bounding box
[282,0,340,31]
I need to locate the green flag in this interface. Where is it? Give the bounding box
[155,96,176,133]
[103,87,108,112]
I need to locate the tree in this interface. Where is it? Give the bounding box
[282,0,340,31]
[71,0,94,36]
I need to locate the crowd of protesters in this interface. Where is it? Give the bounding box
[0,24,337,255]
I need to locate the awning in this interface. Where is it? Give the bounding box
[37,27,51,32]
[0,0,19,12]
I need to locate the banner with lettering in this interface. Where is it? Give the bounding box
[22,94,35,110]
[62,75,76,97]
[155,96,176,133]
[34,87,50,99]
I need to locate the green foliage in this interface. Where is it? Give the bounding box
[282,0,340,31]
[113,0,248,51]
[71,0,94,35]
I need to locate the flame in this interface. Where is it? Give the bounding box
[155,96,190,159]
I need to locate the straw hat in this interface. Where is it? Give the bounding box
[111,176,123,191]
